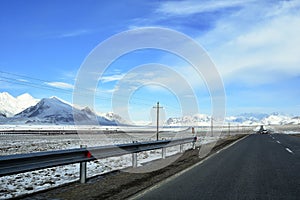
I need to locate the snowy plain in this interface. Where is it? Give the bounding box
[2,123,297,199]
[0,125,224,199]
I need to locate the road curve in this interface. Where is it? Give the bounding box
[137,134,300,200]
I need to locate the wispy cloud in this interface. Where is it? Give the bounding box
[16,79,29,83]
[45,82,74,89]
[61,70,78,80]
[100,74,125,83]
[57,29,92,38]
[129,0,252,29]
[152,0,300,87]
[156,0,252,16]
[196,0,300,85]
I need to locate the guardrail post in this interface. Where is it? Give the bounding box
[180,144,183,153]
[80,145,87,183]
[132,153,137,168]
[0,137,198,178]
[162,147,166,159]
[80,161,87,183]
[192,139,196,150]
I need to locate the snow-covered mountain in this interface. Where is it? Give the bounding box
[233,113,299,125]
[0,92,127,125]
[0,92,39,117]
[167,114,211,126]
[166,113,299,126]
[5,97,118,125]
[101,112,129,125]
[226,113,268,124]
[13,97,77,124]
[0,92,298,126]
[0,112,6,118]
[260,113,298,125]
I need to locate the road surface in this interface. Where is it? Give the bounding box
[137,134,300,200]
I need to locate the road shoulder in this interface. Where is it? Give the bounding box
[19,134,248,200]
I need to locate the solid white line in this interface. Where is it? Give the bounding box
[285,148,294,154]
[276,141,281,144]
[129,135,250,200]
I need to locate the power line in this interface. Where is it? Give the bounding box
[0,70,184,113]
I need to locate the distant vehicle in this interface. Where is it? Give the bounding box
[257,125,269,134]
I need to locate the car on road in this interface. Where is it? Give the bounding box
[257,125,269,134]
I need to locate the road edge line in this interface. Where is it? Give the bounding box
[129,134,250,200]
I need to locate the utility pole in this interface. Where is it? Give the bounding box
[153,102,163,140]
[211,117,213,137]
[228,123,231,135]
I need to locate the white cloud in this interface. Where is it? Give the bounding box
[114,69,194,95]
[156,0,253,16]
[196,0,300,85]
[16,79,29,82]
[52,29,92,39]
[45,82,74,89]
[100,74,125,83]
[96,88,115,95]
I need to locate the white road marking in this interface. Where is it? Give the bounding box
[130,135,250,200]
[285,148,294,154]
[276,141,281,144]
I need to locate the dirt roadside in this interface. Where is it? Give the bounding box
[17,134,247,200]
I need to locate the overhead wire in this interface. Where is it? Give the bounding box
[0,70,183,113]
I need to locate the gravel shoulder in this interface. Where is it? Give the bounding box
[17,134,247,200]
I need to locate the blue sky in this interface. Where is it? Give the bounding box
[0,0,300,121]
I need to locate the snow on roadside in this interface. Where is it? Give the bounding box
[282,131,300,134]
[0,133,221,199]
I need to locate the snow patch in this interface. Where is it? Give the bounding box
[0,132,219,199]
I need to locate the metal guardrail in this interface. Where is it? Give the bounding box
[0,137,197,183]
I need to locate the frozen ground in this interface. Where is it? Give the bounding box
[0,128,223,199]
[282,131,300,134]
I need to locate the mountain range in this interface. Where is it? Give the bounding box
[167,113,299,126]
[0,92,122,125]
[0,92,299,126]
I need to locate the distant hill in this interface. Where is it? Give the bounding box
[0,95,122,125]
[166,113,299,126]
[0,92,38,117]
[0,92,298,126]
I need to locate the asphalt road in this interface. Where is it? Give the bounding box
[137,134,300,200]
